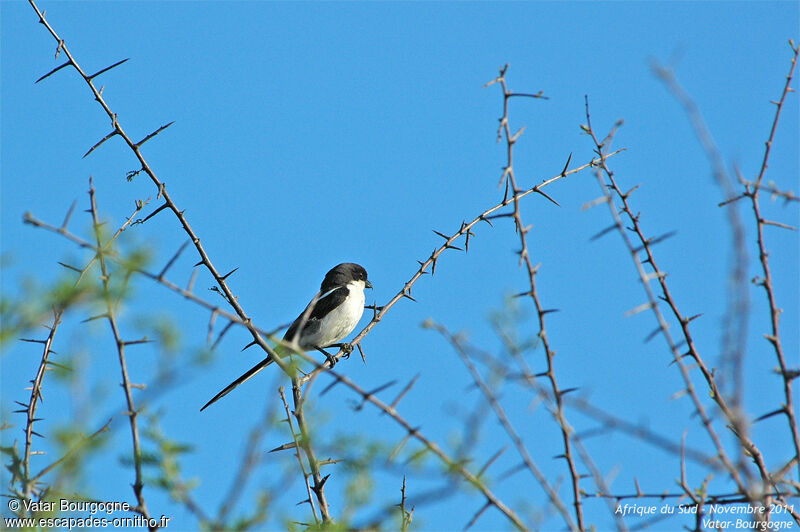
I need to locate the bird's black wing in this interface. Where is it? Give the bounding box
[283,286,349,343]
[200,354,273,411]
[201,287,350,411]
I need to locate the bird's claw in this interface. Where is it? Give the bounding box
[324,352,337,367]
[341,343,353,359]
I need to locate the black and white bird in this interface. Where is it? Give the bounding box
[201,263,372,411]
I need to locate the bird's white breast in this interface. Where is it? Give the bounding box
[307,279,366,348]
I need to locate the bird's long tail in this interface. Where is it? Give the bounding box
[200,346,289,411]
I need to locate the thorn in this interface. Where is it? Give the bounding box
[136,121,175,147]
[20,338,47,344]
[761,219,797,231]
[644,326,663,343]
[269,442,297,453]
[667,350,694,369]
[402,292,416,303]
[389,373,420,410]
[123,338,152,346]
[35,60,71,83]
[621,184,640,199]
[220,267,239,281]
[644,271,667,282]
[683,313,703,325]
[633,231,677,253]
[478,446,508,477]
[357,343,366,364]
[138,202,170,224]
[83,130,118,158]
[241,340,257,351]
[509,126,526,144]
[764,333,779,346]
[624,302,653,317]
[158,240,190,279]
[320,376,343,397]
[87,58,130,81]
[581,196,609,211]
[81,313,110,323]
[754,408,785,423]
[463,223,475,252]
[590,224,617,241]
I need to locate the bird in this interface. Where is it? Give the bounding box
[200,263,372,411]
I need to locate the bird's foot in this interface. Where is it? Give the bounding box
[329,342,353,359]
[325,351,337,367]
[341,343,353,358]
[315,346,338,368]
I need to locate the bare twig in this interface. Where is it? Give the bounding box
[23,212,282,342]
[278,387,320,523]
[488,64,585,531]
[652,59,750,426]
[427,320,577,531]
[21,308,63,501]
[291,377,331,522]
[742,42,800,481]
[583,96,792,519]
[87,179,155,527]
[28,0,293,385]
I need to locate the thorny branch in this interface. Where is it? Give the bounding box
[742,41,800,482]
[278,387,321,524]
[27,4,335,516]
[27,0,293,383]
[20,308,63,501]
[655,41,800,511]
[582,94,799,523]
[486,64,585,531]
[87,179,155,527]
[296,149,621,388]
[652,58,750,482]
[455,327,721,468]
[400,476,413,531]
[24,211,283,345]
[301,358,532,530]
[291,377,332,523]
[427,320,577,530]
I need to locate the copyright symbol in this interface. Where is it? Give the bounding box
[8,498,20,511]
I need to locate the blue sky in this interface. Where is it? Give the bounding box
[2,1,798,531]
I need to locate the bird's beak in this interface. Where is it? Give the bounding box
[365,280,373,289]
